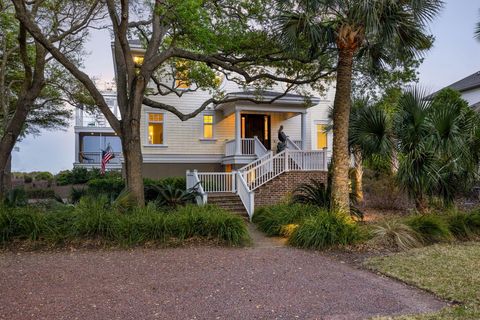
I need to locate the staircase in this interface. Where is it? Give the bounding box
[186,147,329,220]
[206,193,248,217]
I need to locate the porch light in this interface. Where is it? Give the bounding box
[133,55,144,67]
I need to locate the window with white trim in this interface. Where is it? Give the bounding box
[316,123,327,149]
[147,113,164,145]
[203,113,214,139]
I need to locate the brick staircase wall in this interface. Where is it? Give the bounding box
[254,171,328,208]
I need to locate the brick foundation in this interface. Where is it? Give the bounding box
[254,171,328,208]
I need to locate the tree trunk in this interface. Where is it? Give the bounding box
[415,195,428,214]
[331,49,355,212]
[0,101,30,199]
[121,117,145,206]
[352,147,363,204]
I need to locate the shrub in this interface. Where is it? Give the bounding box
[370,220,422,250]
[465,211,480,234]
[25,189,56,199]
[406,215,452,244]
[23,175,33,183]
[153,184,198,208]
[252,203,318,236]
[292,179,330,208]
[446,212,472,240]
[4,188,27,207]
[288,211,361,249]
[70,187,87,204]
[0,202,249,247]
[34,172,54,181]
[144,177,187,201]
[0,206,46,241]
[86,177,125,198]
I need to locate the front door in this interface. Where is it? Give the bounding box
[242,114,271,150]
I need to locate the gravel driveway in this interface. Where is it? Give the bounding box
[0,239,446,320]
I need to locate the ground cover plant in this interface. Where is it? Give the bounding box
[252,203,318,236]
[367,243,480,319]
[253,203,362,249]
[0,200,249,248]
[288,210,361,249]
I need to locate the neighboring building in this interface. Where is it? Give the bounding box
[73,89,122,170]
[434,70,480,110]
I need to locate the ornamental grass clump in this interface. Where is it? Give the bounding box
[0,201,249,247]
[370,220,422,251]
[288,210,361,249]
[252,203,318,236]
[406,214,452,244]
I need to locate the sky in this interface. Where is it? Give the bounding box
[12,0,480,173]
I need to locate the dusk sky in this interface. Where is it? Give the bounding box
[12,0,480,173]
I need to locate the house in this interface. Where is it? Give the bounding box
[434,70,480,110]
[75,42,334,218]
[73,87,122,170]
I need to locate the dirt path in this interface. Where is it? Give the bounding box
[0,230,447,320]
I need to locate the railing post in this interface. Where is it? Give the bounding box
[232,171,237,193]
[323,147,328,171]
[285,150,289,172]
[186,170,191,190]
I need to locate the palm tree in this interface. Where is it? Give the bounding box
[475,10,480,40]
[349,98,393,203]
[276,0,443,212]
[394,88,479,212]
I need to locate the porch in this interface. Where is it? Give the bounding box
[217,91,314,165]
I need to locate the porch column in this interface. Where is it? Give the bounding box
[235,109,242,155]
[301,112,307,150]
[75,133,80,163]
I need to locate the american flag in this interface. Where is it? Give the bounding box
[100,146,115,175]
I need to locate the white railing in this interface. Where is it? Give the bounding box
[244,150,287,190]
[253,136,268,157]
[243,149,328,191]
[197,172,236,193]
[287,150,328,171]
[79,152,122,164]
[236,172,254,219]
[225,140,236,156]
[238,150,273,173]
[224,137,266,157]
[293,140,303,149]
[286,137,301,150]
[186,170,207,205]
[191,149,328,218]
[241,138,255,155]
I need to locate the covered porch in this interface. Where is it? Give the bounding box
[217,91,318,165]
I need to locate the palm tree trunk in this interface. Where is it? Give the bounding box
[331,48,355,212]
[352,147,363,204]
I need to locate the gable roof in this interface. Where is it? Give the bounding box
[441,71,480,93]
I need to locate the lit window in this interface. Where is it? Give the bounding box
[148,113,164,145]
[203,114,214,139]
[316,124,327,149]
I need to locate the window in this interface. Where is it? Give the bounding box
[203,114,214,139]
[316,124,327,149]
[148,113,164,145]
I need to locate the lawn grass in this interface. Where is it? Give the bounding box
[366,242,480,319]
